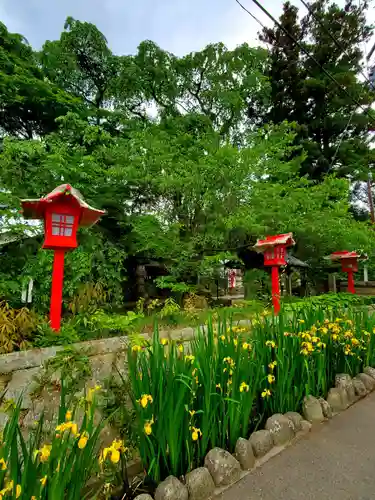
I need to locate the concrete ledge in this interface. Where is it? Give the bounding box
[0,336,132,374]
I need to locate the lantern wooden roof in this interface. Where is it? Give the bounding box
[21,184,105,227]
[254,233,295,252]
[327,251,368,262]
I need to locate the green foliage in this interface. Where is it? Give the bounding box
[0,384,127,499]
[38,347,92,395]
[244,269,271,300]
[1,7,375,303]
[68,282,109,316]
[260,0,374,179]
[0,301,40,353]
[127,307,375,482]
[0,228,126,313]
[159,298,181,319]
[34,322,80,348]
[40,17,118,120]
[154,277,193,294]
[88,310,144,334]
[284,292,375,311]
[0,22,80,139]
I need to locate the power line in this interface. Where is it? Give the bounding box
[296,0,372,168]
[298,0,374,88]
[329,111,354,168]
[237,0,375,127]
[358,0,375,223]
[235,0,265,29]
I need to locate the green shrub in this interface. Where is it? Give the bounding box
[34,322,80,348]
[0,301,41,353]
[284,293,375,311]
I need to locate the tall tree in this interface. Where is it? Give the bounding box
[261,0,374,179]
[0,22,80,139]
[40,17,118,123]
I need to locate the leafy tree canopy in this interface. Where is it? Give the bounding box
[0,5,374,306]
[0,22,81,139]
[260,0,375,179]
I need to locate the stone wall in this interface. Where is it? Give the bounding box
[0,318,254,439]
[0,325,199,431]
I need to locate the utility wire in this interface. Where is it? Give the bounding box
[298,0,374,87]
[297,0,373,168]
[358,0,375,223]
[329,111,354,168]
[235,0,265,28]
[236,0,375,127]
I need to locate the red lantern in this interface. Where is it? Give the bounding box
[254,233,295,314]
[327,251,366,294]
[21,185,105,331]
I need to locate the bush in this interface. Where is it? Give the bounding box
[0,301,41,353]
[283,293,375,311]
[126,306,375,482]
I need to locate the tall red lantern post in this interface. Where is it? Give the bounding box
[254,233,295,314]
[327,251,366,294]
[21,185,105,331]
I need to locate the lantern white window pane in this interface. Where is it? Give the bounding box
[51,213,74,237]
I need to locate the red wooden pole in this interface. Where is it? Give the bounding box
[271,265,280,314]
[50,248,65,331]
[347,270,355,294]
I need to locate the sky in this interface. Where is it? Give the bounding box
[1,0,375,57]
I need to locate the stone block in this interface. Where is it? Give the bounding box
[0,336,131,375]
[318,398,332,419]
[185,467,215,500]
[302,395,324,423]
[88,353,116,386]
[204,447,241,487]
[0,347,59,374]
[364,366,375,380]
[134,495,153,500]
[155,476,188,500]
[327,387,347,412]
[352,377,367,398]
[0,412,8,430]
[0,374,11,394]
[265,414,294,446]
[22,388,61,436]
[112,351,128,383]
[357,373,375,392]
[249,429,273,458]
[284,411,303,431]
[300,420,312,433]
[235,437,255,470]
[335,374,355,404]
[4,367,40,409]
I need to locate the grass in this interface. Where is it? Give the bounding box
[125,305,375,483]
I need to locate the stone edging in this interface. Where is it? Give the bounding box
[133,367,375,500]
